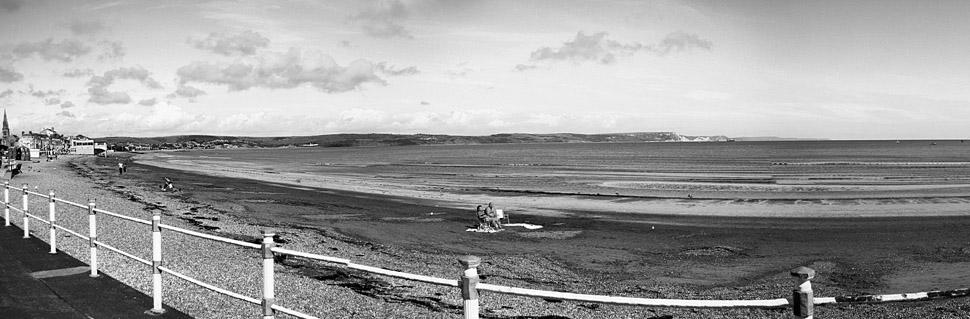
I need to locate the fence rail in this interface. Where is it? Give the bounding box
[3,180,969,318]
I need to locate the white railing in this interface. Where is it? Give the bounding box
[3,180,969,319]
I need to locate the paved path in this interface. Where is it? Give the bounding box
[0,224,192,318]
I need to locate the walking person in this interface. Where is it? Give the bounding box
[118,162,124,175]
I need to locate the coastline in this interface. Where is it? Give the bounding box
[11,154,970,318]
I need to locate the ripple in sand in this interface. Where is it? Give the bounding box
[241,199,278,203]
[516,230,583,239]
[680,246,747,257]
[380,217,445,222]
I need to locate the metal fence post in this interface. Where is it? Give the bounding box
[88,199,98,277]
[22,183,28,238]
[3,182,9,226]
[791,266,815,319]
[148,211,166,315]
[459,255,481,319]
[262,230,276,319]
[48,190,57,254]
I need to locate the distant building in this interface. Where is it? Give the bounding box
[69,138,96,155]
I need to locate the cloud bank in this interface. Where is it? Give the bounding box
[176,48,387,93]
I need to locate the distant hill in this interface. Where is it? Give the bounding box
[729,136,827,141]
[96,132,730,149]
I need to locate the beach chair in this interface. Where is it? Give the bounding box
[496,209,510,225]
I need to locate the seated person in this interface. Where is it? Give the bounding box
[484,202,502,230]
[475,205,489,230]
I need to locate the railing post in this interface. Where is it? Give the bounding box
[148,211,166,315]
[791,266,816,319]
[48,190,56,254]
[458,255,481,319]
[88,199,99,277]
[261,230,276,319]
[22,183,28,238]
[3,181,9,226]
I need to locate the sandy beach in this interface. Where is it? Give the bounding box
[6,154,970,318]
[133,151,970,220]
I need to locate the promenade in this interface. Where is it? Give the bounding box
[0,223,191,318]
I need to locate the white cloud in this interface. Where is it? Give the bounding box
[652,31,713,56]
[28,87,64,98]
[63,68,94,78]
[351,0,412,39]
[522,31,712,68]
[0,0,23,12]
[170,85,206,98]
[86,66,163,105]
[0,66,23,82]
[12,38,92,62]
[87,86,131,104]
[138,98,157,106]
[188,30,270,56]
[69,19,106,35]
[88,66,163,89]
[97,41,125,61]
[375,62,419,76]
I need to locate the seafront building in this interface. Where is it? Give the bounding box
[1,110,104,159]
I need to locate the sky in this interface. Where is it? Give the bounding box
[1,0,969,139]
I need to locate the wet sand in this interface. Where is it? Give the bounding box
[78,152,970,318]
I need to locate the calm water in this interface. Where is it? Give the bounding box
[160,140,970,199]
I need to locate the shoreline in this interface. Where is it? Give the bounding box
[20,154,970,318]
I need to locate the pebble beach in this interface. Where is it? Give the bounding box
[5,155,970,318]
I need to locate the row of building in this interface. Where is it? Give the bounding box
[1,110,106,160]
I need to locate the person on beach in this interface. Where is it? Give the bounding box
[118,162,124,175]
[485,202,502,230]
[161,178,175,192]
[476,205,488,230]
[9,163,21,179]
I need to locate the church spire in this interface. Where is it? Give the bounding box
[2,109,9,139]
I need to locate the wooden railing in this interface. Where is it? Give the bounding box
[3,181,969,318]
